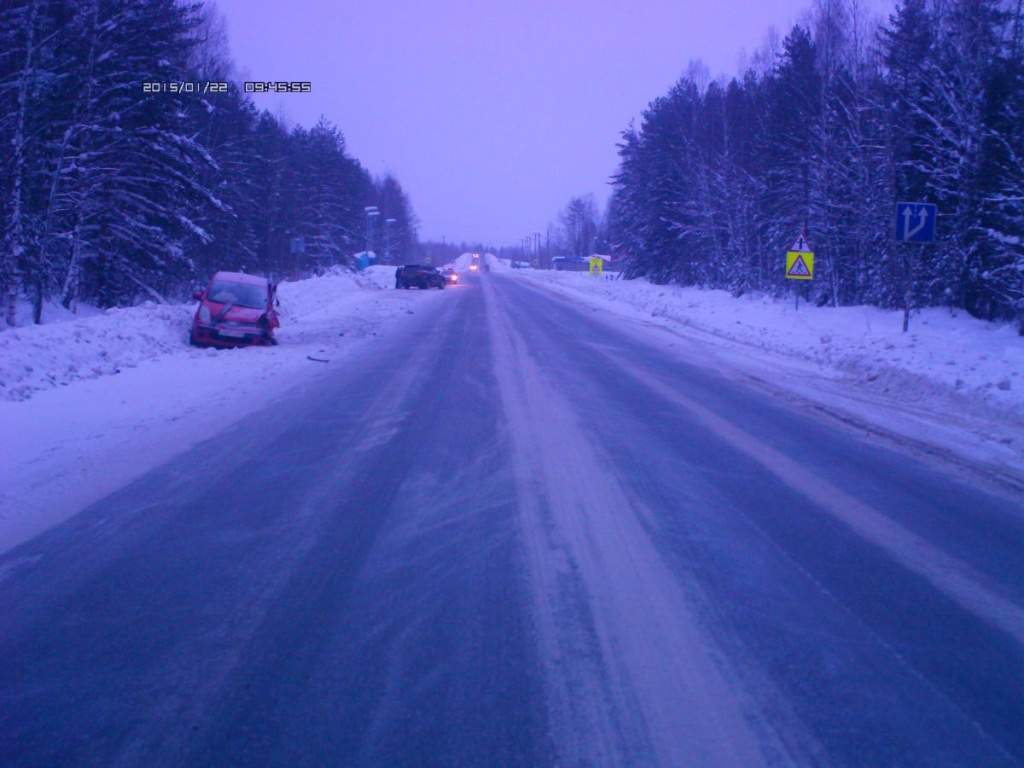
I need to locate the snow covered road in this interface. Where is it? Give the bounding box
[2,270,1022,766]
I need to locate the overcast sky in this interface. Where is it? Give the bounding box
[214,0,885,245]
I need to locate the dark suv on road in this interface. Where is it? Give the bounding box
[396,264,446,289]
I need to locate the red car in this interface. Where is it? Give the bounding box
[190,271,280,348]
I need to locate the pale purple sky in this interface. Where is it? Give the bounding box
[214,0,879,245]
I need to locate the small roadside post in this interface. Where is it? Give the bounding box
[785,230,814,309]
[894,202,937,333]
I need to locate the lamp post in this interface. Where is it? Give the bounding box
[364,206,380,262]
[385,218,397,264]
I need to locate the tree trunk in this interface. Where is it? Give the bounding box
[32,280,43,324]
[61,230,82,311]
[2,0,40,328]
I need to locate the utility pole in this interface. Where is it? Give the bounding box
[364,206,379,262]
[385,218,396,264]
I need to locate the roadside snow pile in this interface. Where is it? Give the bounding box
[359,264,398,289]
[514,270,1024,416]
[13,297,105,327]
[0,303,194,401]
[488,254,513,272]
[277,265,393,323]
[0,267,398,402]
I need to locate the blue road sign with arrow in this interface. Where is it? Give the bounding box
[895,202,937,243]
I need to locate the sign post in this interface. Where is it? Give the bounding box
[894,202,937,332]
[785,232,814,309]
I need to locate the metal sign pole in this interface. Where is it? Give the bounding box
[894,202,937,333]
[903,244,912,333]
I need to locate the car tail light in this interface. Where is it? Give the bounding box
[199,305,212,324]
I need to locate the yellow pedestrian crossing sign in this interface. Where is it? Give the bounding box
[785,235,814,281]
[589,256,604,275]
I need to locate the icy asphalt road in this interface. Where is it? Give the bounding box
[2,272,1022,767]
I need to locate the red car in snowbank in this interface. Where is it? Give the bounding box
[190,271,280,348]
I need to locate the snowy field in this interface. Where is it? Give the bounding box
[0,266,443,553]
[503,263,1024,486]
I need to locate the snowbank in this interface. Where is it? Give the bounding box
[1,303,194,401]
[13,297,105,327]
[487,254,513,272]
[511,269,1024,416]
[0,265,447,554]
[0,266,398,402]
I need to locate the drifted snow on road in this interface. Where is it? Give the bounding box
[0,266,443,553]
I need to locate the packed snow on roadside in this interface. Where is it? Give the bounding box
[0,266,401,402]
[12,297,106,327]
[0,265,439,553]
[510,268,1024,416]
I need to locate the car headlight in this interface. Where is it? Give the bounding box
[199,305,212,324]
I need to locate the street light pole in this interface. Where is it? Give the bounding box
[364,206,380,263]
[385,218,397,264]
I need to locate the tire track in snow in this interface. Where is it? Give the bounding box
[481,277,772,767]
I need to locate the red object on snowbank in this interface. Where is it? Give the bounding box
[190,271,280,348]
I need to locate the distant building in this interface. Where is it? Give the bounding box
[552,256,588,271]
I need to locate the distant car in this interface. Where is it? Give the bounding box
[190,271,279,347]
[396,264,446,289]
[468,262,479,272]
[442,268,458,284]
